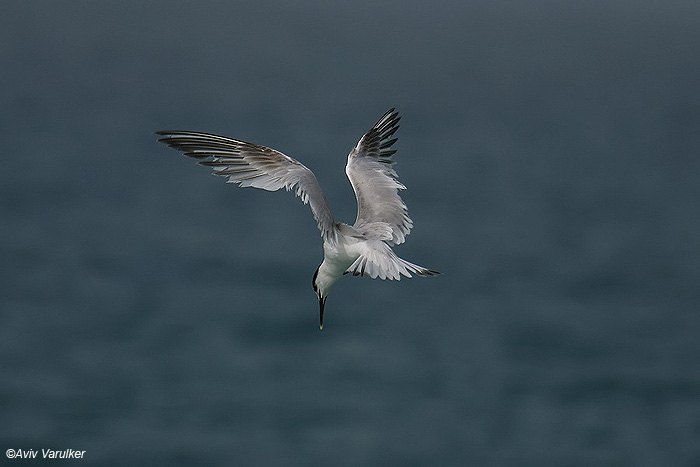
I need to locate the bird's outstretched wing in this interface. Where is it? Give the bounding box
[345,108,412,245]
[156,131,337,243]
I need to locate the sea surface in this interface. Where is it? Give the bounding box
[1,1,699,465]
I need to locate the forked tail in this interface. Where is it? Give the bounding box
[345,241,439,280]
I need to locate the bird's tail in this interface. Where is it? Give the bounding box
[346,241,440,280]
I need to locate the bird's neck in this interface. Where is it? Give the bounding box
[315,259,346,297]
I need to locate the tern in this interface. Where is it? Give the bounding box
[156,108,439,329]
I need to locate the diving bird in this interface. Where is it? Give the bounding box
[156,109,439,329]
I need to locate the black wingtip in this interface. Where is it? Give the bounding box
[375,108,399,127]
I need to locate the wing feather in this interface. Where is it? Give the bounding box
[345,109,413,245]
[156,131,337,243]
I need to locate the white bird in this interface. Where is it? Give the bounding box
[156,109,439,329]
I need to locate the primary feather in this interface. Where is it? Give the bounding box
[346,109,413,245]
[155,130,338,244]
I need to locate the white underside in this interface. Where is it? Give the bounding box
[314,223,433,297]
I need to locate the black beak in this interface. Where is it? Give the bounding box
[319,296,327,330]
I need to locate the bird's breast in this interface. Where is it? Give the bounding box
[322,233,363,277]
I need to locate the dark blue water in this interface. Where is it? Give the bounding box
[2,1,699,465]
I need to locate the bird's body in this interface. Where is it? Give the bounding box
[157,109,438,329]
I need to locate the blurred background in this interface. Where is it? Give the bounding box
[1,1,699,465]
